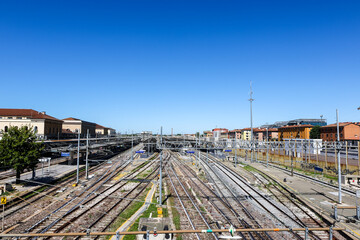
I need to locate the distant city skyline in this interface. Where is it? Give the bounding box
[1,1,359,134]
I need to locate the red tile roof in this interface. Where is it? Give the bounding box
[321,122,358,128]
[212,128,228,132]
[253,128,267,132]
[229,129,242,132]
[96,124,108,129]
[62,117,81,121]
[0,109,62,121]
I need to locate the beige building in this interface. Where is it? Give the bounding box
[62,117,96,137]
[0,109,63,140]
[108,128,116,136]
[96,124,109,136]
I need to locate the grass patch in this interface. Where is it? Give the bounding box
[105,190,148,240]
[243,165,257,172]
[131,160,150,173]
[169,196,182,240]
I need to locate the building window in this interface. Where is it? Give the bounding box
[34,126,38,133]
[4,126,8,132]
[8,117,12,119]
[17,117,22,119]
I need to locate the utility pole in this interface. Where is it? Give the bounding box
[337,109,342,203]
[131,131,134,165]
[85,129,89,180]
[76,130,80,185]
[249,81,254,162]
[266,128,269,168]
[234,134,237,167]
[159,126,163,206]
[198,132,200,168]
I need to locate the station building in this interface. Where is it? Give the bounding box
[95,124,109,136]
[108,128,116,136]
[62,117,96,137]
[0,108,63,140]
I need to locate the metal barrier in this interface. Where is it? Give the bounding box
[0,227,346,240]
[333,204,360,220]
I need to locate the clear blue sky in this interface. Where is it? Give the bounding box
[1,1,359,134]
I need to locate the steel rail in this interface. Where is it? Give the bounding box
[168,161,219,240]
[213,158,338,240]
[25,148,144,235]
[35,151,156,236]
[199,153,274,240]
[171,153,250,240]
[166,164,201,240]
[50,156,160,235]
[0,227,346,238]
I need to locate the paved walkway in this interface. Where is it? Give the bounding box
[230,158,360,239]
[110,181,157,240]
[2,164,80,184]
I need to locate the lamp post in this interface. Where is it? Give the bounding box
[76,130,80,185]
[249,81,254,163]
[336,109,342,204]
[266,128,269,168]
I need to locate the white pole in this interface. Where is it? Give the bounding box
[131,132,134,165]
[85,129,89,180]
[48,158,51,172]
[266,128,269,168]
[235,136,237,167]
[337,109,342,203]
[76,131,80,184]
[159,126,163,206]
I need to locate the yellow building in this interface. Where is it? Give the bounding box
[241,128,252,140]
[278,125,313,140]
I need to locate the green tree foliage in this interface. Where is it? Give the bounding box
[310,126,321,139]
[0,126,44,183]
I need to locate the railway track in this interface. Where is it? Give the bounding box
[1,153,115,219]
[205,153,348,240]
[166,153,218,240]
[260,162,357,196]
[239,162,352,240]
[189,152,275,240]
[46,154,163,237]
[3,145,146,234]
[171,152,257,240]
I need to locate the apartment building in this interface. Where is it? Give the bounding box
[320,122,360,143]
[278,125,313,140]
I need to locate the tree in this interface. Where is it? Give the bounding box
[0,126,44,184]
[310,126,321,139]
